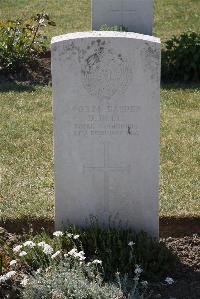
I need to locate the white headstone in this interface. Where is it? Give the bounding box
[92,0,153,35]
[51,31,160,237]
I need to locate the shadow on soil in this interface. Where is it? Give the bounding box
[0,82,36,93]
[0,55,51,92]
[0,217,54,234]
[161,82,200,90]
[1,216,199,237]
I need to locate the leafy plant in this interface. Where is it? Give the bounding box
[1,232,148,299]
[70,218,177,281]
[22,256,123,299]
[162,31,200,82]
[100,24,128,32]
[0,225,177,298]
[0,12,55,73]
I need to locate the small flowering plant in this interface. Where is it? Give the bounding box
[165,277,175,285]
[53,231,63,237]
[0,229,151,299]
[3,230,85,276]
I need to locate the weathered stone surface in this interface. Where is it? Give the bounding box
[51,31,160,237]
[92,0,153,35]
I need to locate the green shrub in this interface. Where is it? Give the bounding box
[100,24,128,32]
[162,31,200,82]
[70,219,177,281]
[0,12,55,73]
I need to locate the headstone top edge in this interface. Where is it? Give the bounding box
[51,31,160,45]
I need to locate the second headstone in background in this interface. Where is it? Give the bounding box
[92,0,153,35]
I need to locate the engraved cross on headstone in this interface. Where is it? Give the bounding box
[111,0,136,26]
[83,142,130,221]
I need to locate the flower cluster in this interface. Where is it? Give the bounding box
[0,271,16,284]
[53,231,80,240]
[128,241,135,247]
[53,231,63,237]
[51,250,61,260]
[13,245,23,253]
[13,240,55,257]
[134,265,143,275]
[38,242,54,255]
[67,248,86,261]
[165,277,174,285]
[24,241,36,248]
[10,260,17,267]
[20,276,29,287]
[92,259,102,265]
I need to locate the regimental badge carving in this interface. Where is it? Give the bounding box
[80,40,132,99]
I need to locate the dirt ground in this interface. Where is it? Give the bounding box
[0,53,52,87]
[150,235,200,299]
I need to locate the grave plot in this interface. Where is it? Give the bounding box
[51,31,160,236]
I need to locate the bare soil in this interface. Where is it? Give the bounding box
[151,235,200,299]
[0,52,51,86]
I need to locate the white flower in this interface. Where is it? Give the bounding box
[23,241,36,248]
[0,271,17,284]
[20,277,29,287]
[53,231,63,237]
[51,250,61,259]
[76,251,86,261]
[5,271,16,279]
[19,251,27,257]
[43,244,53,255]
[67,248,85,261]
[165,277,174,285]
[38,241,47,248]
[39,18,45,24]
[38,241,54,255]
[134,265,143,274]
[0,271,17,283]
[45,266,52,273]
[67,233,73,238]
[87,262,92,266]
[0,275,8,283]
[9,260,17,267]
[68,248,78,256]
[92,259,102,265]
[73,234,80,240]
[141,280,148,286]
[128,241,135,247]
[36,268,42,274]
[13,245,23,253]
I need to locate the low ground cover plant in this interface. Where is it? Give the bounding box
[0,12,55,74]
[0,223,177,298]
[0,230,150,299]
[162,31,200,82]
